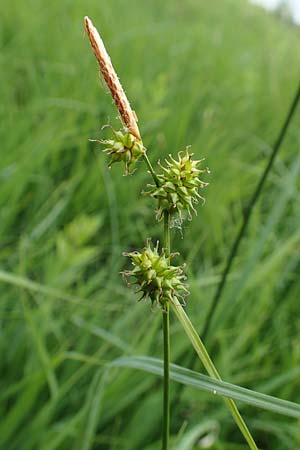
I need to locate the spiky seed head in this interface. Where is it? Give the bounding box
[144,148,209,221]
[95,127,145,175]
[122,239,189,308]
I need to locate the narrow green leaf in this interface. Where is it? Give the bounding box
[78,369,108,450]
[0,269,85,305]
[111,356,300,419]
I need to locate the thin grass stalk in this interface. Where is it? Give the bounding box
[143,153,160,187]
[201,81,300,340]
[162,212,171,450]
[162,303,170,450]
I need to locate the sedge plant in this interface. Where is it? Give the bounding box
[84,16,259,450]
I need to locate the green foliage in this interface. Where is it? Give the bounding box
[112,356,300,419]
[1,0,300,449]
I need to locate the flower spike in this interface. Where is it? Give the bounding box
[144,148,209,221]
[93,127,145,175]
[122,239,189,308]
[84,16,141,140]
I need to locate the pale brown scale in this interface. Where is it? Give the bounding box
[84,16,141,141]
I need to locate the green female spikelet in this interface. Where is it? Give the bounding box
[122,239,189,308]
[145,148,209,221]
[93,127,145,175]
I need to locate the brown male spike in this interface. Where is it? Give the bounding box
[84,16,141,140]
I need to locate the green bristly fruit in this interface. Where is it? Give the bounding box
[122,240,189,308]
[145,149,209,221]
[96,127,145,175]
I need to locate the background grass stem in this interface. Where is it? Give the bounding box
[201,80,300,340]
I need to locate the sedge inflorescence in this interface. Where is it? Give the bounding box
[84,16,141,140]
[122,240,189,309]
[96,127,145,175]
[145,149,209,221]
[84,18,260,450]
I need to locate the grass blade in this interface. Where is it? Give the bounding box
[0,269,85,305]
[112,355,300,418]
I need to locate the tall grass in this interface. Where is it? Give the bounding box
[1,0,300,449]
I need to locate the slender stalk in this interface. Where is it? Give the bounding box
[162,302,170,450]
[171,298,258,450]
[162,211,171,450]
[143,152,160,187]
[164,211,171,258]
[201,81,300,340]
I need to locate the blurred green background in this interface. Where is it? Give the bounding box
[1,0,300,448]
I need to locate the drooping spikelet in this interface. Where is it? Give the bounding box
[145,148,209,221]
[92,127,145,175]
[122,240,189,308]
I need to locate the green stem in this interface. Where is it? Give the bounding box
[164,211,171,258]
[143,152,160,187]
[162,211,171,450]
[171,297,259,450]
[162,302,170,450]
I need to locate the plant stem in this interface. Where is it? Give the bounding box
[162,211,171,450]
[171,297,259,450]
[164,211,171,258]
[162,302,170,450]
[143,152,160,187]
